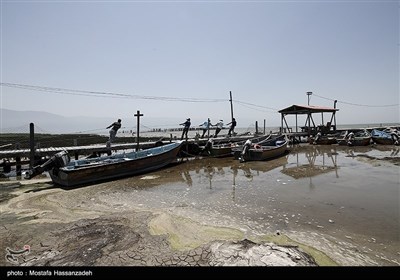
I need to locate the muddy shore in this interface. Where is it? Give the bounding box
[1,144,399,267]
[0,181,320,266]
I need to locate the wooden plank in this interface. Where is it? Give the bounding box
[0,135,258,160]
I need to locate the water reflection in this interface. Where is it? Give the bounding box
[127,145,397,197]
[391,147,400,156]
[179,156,289,189]
[281,146,339,185]
[182,169,192,187]
[341,145,373,158]
[131,146,400,264]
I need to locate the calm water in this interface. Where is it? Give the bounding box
[1,143,399,265]
[101,144,400,264]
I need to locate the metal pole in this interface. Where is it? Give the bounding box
[307,92,312,105]
[307,92,312,132]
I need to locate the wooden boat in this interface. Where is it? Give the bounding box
[200,140,237,158]
[308,133,338,145]
[230,134,275,159]
[237,135,289,162]
[26,141,183,187]
[337,130,372,146]
[201,134,271,158]
[371,129,399,145]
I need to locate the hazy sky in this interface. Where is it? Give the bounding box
[1,0,399,130]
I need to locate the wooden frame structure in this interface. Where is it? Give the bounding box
[278,102,339,138]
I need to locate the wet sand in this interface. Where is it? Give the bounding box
[0,144,399,266]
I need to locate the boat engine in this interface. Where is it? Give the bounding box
[25,150,70,179]
[313,132,322,145]
[390,130,400,145]
[346,132,355,146]
[203,139,213,155]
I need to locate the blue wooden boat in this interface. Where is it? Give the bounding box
[371,129,398,145]
[26,141,183,187]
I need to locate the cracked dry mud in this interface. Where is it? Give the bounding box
[0,182,317,267]
[1,212,317,266]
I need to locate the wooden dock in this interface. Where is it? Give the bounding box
[0,139,180,175]
[0,135,258,162]
[0,141,169,161]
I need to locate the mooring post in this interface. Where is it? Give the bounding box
[73,139,79,159]
[255,121,258,135]
[263,119,266,135]
[29,123,35,169]
[16,156,21,177]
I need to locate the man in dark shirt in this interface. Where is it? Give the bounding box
[227,118,237,137]
[180,118,191,140]
[106,119,122,147]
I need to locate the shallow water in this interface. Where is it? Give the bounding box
[1,143,399,265]
[103,144,399,265]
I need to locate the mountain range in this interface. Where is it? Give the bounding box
[0,108,192,134]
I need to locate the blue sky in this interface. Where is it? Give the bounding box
[1,0,399,130]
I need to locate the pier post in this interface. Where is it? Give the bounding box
[29,123,35,168]
[16,156,21,177]
[73,139,79,160]
[263,119,266,135]
[255,121,258,135]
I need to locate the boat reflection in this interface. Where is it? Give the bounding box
[391,147,400,156]
[281,146,339,189]
[173,155,289,203]
[371,144,400,156]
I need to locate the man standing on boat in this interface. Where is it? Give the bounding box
[106,119,122,148]
[213,120,224,138]
[180,118,191,140]
[227,118,237,137]
[199,118,211,138]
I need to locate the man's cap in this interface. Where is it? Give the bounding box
[220,119,223,121]
[187,118,190,120]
